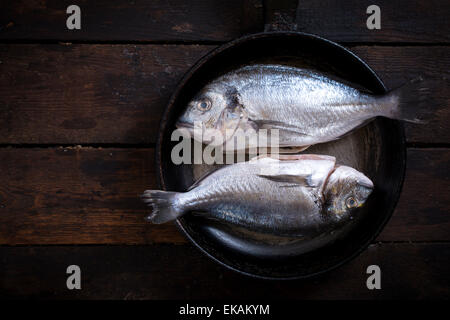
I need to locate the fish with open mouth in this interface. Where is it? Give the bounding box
[141,155,373,237]
[176,64,428,151]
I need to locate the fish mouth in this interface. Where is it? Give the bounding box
[174,121,230,146]
[176,121,195,129]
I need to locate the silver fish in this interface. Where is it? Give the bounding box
[141,155,373,237]
[177,64,426,151]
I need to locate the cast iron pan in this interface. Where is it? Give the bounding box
[155,32,406,279]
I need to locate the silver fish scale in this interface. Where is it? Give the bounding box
[214,64,385,146]
[178,159,329,236]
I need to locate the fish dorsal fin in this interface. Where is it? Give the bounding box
[278,154,336,162]
[257,173,316,187]
[250,154,335,162]
[254,154,336,189]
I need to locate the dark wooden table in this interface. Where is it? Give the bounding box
[0,0,448,299]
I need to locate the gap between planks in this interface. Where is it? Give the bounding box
[0,144,448,149]
[0,240,449,247]
[0,40,449,46]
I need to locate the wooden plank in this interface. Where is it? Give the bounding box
[0,45,447,144]
[350,46,450,144]
[377,149,450,241]
[0,243,448,299]
[296,0,449,43]
[0,147,186,245]
[0,44,214,144]
[264,0,299,31]
[0,148,447,245]
[0,0,263,41]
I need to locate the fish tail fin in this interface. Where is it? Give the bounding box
[141,190,185,224]
[383,77,431,124]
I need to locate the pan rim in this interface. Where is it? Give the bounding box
[155,31,407,280]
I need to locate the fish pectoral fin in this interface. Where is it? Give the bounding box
[252,120,311,136]
[257,173,317,188]
[250,154,336,162]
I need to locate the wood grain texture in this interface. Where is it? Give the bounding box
[264,0,299,31]
[0,147,185,245]
[350,46,450,144]
[296,0,449,43]
[0,147,447,245]
[0,243,448,299]
[0,44,214,144]
[0,0,263,41]
[0,44,448,144]
[0,0,447,301]
[378,149,450,241]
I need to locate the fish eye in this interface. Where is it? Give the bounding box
[196,99,212,112]
[346,196,358,208]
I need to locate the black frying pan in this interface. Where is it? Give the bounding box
[155,32,406,279]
